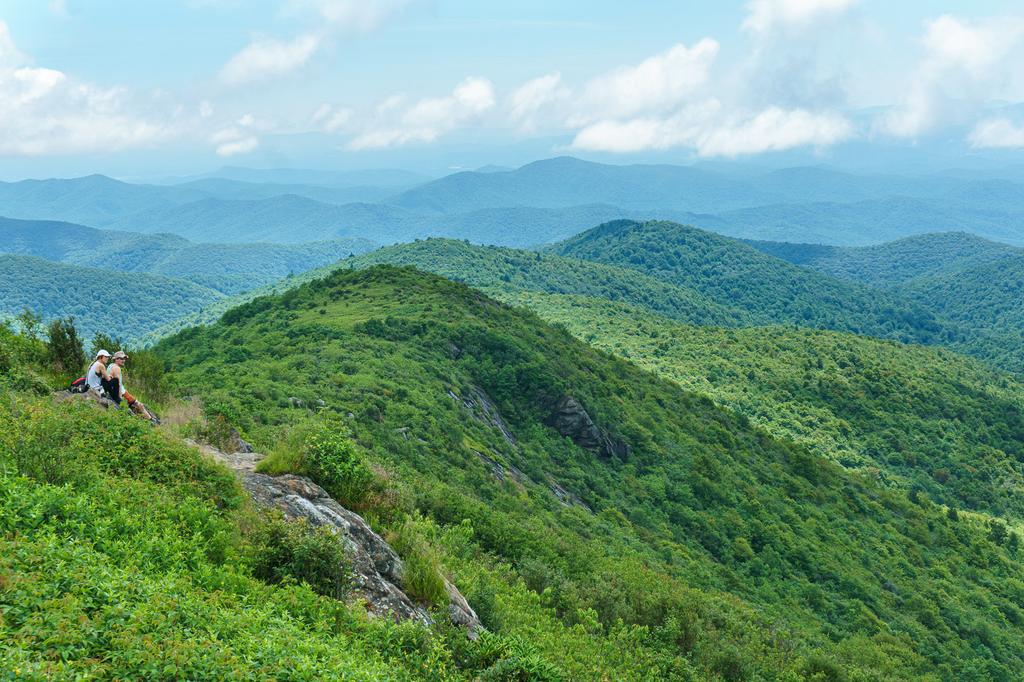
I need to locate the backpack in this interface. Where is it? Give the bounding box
[69,377,88,394]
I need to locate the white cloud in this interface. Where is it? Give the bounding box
[220,0,412,85]
[574,40,719,124]
[0,21,27,66]
[571,101,852,156]
[312,103,353,132]
[968,118,1024,148]
[743,0,859,33]
[509,72,569,132]
[696,107,853,156]
[0,22,172,156]
[215,136,260,156]
[880,15,1024,138]
[210,113,262,156]
[348,77,495,149]
[220,33,320,85]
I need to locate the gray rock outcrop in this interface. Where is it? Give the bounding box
[548,395,630,460]
[192,440,483,636]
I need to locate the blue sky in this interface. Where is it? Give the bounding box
[1,1,1024,178]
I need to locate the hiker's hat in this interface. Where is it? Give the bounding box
[112,351,128,360]
[96,349,111,358]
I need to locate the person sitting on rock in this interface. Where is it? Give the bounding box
[85,349,112,401]
[106,350,159,424]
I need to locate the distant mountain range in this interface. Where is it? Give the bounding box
[0,216,375,295]
[0,253,223,340]
[4,157,1024,246]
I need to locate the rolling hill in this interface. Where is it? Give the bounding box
[497,290,1024,521]
[747,233,1024,371]
[0,216,376,295]
[151,265,1024,679]
[552,220,952,344]
[343,238,750,327]
[747,232,1020,286]
[0,254,223,340]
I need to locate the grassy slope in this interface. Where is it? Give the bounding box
[154,265,1024,680]
[497,290,1024,521]
[0,325,664,681]
[0,253,223,341]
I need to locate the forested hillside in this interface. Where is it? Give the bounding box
[748,233,1024,372]
[0,216,375,295]
[551,220,953,344]
[0,254,222,340]
[152,266,1024,679]
[347,238,749,326]
[747,232,1020,285]
[497,290,1024,521]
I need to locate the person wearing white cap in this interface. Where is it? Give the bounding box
[86,349,111,396]
[106,350,159,424]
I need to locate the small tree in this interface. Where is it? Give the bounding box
[16,308,43,340]
[90,332,123,357]
[46,317,86,376]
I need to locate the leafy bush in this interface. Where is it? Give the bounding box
[247,511,351,600]
[302,420,376,509]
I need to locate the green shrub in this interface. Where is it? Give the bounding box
[248,511,351,600]
[387,515,448,607]
[303,420,375,509]
[474,634,565,682]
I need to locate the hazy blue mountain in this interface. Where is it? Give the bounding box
[102,195,655,246]
[388,156,1000,214]
[0,216,376,295]
[176,166,431,187]
[0,175,205,226]
[172,178,400,205]
[391,156,760,213]
[0,253,223,340]
[701,196,1024,245]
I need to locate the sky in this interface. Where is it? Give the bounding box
[2,0,1024,179]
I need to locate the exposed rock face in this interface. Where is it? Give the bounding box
[447,386,516,445]
[195,441,483,636]
[242,472,435,626]
[548,395,630,460]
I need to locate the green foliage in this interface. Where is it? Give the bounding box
[387,515,449,607]
[500,291,1024,522]
[303,420,376,509]
[247,511,352,600]
[155,265,1024,679]
[0,253,223,341]
[45,316,86,377]
[0,389,584,680]
[346,237,747,327]
[553,220,950,345]
[751,232,1024,374]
